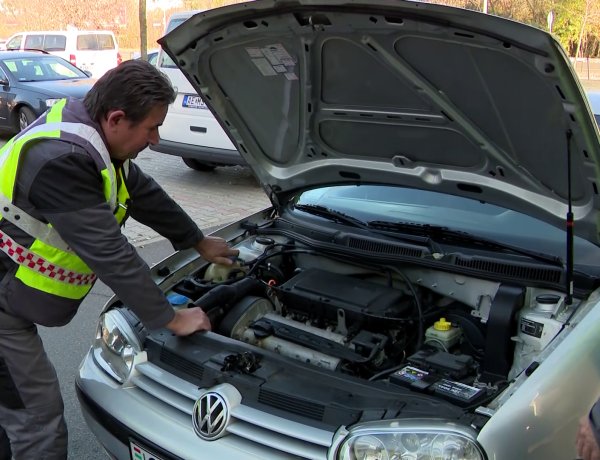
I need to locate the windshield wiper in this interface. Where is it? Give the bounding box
[293,204,440,253]
[368,220,564,267]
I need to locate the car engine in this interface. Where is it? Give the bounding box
[163,233,571,409]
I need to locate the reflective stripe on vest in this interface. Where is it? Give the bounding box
[0,229,96,285]
[2,121,117,209]
[0,122,117,252]
[113,166,132,223]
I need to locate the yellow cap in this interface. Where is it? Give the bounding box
[434,317,452,331]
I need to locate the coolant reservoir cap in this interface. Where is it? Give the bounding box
[255,237,274,246]
[434,317,452,331]
[536,294,560,304]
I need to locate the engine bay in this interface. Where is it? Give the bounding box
[155,231,574,414]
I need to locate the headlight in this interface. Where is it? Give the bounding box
[334,420,485,460]
[45,98,62,107]
[92,309,143,383]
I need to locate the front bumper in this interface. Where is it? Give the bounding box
[149,139,245,166]
[76,348,324,460]
[76,383,178,460]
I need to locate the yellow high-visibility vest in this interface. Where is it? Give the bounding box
[0,99,130,299]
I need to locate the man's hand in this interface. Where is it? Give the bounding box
[194,235,239,265]
[165,307,211,336]
[577,416,600,460]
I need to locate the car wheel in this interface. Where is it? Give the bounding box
[18,107,36,132]
[183,158,217,171]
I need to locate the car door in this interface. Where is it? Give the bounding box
[0,63,16,129]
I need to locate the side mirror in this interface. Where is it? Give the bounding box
[0,78,9,86]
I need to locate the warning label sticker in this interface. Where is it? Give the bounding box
[246,44,297,79]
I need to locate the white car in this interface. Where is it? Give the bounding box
[589,90,600,126]
[150,11,243,171]
[5,30,121,78]
[76,1,600,459]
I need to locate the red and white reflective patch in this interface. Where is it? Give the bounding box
[0,229,96,285]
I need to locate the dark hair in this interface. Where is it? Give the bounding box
[84,59,176,124]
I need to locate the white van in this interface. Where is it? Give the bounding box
[150,11,243,171]
[5,30,121,78]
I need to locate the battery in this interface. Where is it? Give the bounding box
[431,379,485,406]
[390,366,435,391]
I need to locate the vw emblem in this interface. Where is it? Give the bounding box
[192,391,230,440]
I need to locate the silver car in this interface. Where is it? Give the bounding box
[76,1,600,459]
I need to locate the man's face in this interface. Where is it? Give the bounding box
[103,104,168,161]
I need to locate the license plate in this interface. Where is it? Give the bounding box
[130,440,164,460]
[182,94,207,109]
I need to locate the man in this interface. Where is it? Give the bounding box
[578,401,600,460]
[0,59,238,458]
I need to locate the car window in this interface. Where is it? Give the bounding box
[6,35,22,51]
[24,34,44,50]
[4,61,17,73]
[0,66,9,82]
[76,34,115,51]
[96,34,115,50]
[76,34,96,50]
[3,56,88,81]
[43,34,67,52]
[159,17,189,68]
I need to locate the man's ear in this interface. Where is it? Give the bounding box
[105,110,127,128]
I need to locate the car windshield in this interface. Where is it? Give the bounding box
[159,17,189,69]
[293,184,600,266]
[3,55,88,81]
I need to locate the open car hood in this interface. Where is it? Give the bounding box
[159,0,600,244]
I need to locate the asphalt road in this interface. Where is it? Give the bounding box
[40,239,177,459]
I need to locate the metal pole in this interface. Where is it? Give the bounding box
[483,0,488,14]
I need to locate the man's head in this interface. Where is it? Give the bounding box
[83,59,176,160]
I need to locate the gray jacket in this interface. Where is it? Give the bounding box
[0,101,203,329]
[591,399,600,448]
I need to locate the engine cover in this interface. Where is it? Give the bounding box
[277,268,411,327]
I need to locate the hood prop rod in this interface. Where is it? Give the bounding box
[565,129,574,305]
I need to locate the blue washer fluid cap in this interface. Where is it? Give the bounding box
[167,293,190,306]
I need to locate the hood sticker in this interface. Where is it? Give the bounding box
[246,44,298,80]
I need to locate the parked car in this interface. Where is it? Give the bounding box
[149,10,244,171]
[0,51,94,132]
[5,30,121,78]
[76,1,600,459]
[133,49,159,66]
[588,90,600,126]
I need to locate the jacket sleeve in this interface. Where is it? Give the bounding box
[125,161,204,250]
[25,147,175,330]
[589,398,600,448]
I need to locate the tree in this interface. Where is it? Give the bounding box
[0,0,597,58]
[139,0,147,60]
[427,0,600,58]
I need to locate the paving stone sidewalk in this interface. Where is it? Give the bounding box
[122,149,270,247]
